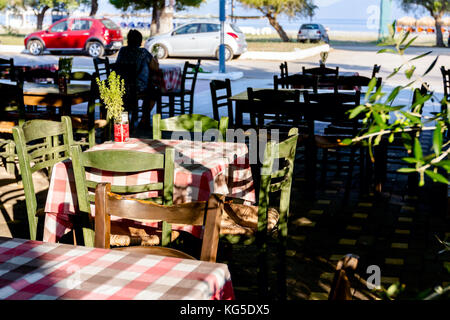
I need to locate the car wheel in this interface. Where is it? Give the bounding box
[152,44,168,59]
[216,45,233,62]
[86,41,104,58]
[27,39,44,56]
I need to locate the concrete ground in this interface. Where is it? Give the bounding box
[0,45,449,300]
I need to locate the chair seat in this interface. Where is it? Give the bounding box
[0,121,15,134]
[108,221,180,247]
[220,202,279,236]
[70,116,108,129]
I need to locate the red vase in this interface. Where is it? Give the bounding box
[114,122,129,142]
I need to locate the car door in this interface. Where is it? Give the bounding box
[68,18,93,49]
[169,23,201,56]
[195,23,220,56]
[41,19,70,49]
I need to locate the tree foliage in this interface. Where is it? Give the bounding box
[238,0,316,42]
[396,0,450,47]
[344,22,449,187]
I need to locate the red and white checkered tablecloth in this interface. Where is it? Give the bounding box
[44,138,255,243]
[0,237,234,300]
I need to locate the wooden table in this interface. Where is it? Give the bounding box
[0,236,234,300]
[0,79,92,116]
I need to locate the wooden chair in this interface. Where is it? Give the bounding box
[157,59,201,117]
[441,66,450,112]
[303,90,363,201]
[68,71,110,148]
[152,113,229,141]
[21,68,58,84]
[220,128,298,298]
[95,183,224,262]
[273,74,318,91]
[12,116,74,240]
[0,80,26,176]
[371,64,381,79]
[280,61,288,79]
[0,57,15,81]
[333,75,382,93]
[70,144,175,247]
[328,254,359,300]
[210,79,234,127]
[93,56,111,81]
[302,65,339,76]
[247,88,302,128]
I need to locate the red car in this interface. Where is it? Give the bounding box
[24,17,123,57]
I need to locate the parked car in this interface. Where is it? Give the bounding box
[24,17,123,57]
[297,23,329,43]
[144,21,248,61]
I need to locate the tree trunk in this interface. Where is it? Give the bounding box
[433,13,445,47]
[36,6,49,31]
[265,13,290,42]
[90,0,98,17]
[150,2,161,36]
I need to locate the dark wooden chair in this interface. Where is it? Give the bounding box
[70,144,175,247]
[302,65,339,76]
[152,113,228,141]
[247,87,302,128]
[273,74,318,91]
[371,64,381,79]
[441,66,450,112]
[93,56,111,81]
[21,68,58,84]
[12,117,74,240]
[157,59,201,117]
[95,183,224,262]
[0,57,15,81]
[280,61,288,79]
[210,79,234,127]
[68,71,110,148]
[220,128,299,298]
[303,90,363,201]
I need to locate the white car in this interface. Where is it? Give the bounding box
[144,21,248,61]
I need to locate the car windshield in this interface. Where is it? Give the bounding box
[230,24,243,33]
[101,19,119,30]
[301,24,319,30]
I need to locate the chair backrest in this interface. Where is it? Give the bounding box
[410,83,430,115]
[280,61,288,79]
[0,80,25,124]
[334,75,382,92]
[69,71,94,83]
[21,68,57,84]
[247,88,301,127]
[70,144,175,247]
[210,78,234,126]
[93,57,111,81]
[94,184,223,262]
[257,128,298,236]
[302,65,339,76]
[0,57,15,81]
[180,59,201,93]
[12,116,74,240]
[441,66,450,99]
[371,64,381,79]
[152,113,229,141]
[303,91,361,125]
[273,74,318,91]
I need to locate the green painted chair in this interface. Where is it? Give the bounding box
[220,127,299,299]
[12,116,74,240]
[70,145,175,247]
[152,113,229,141]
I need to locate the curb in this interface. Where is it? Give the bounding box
[0,45,26,53]
[239,44,330,61]
[197,71,244,81]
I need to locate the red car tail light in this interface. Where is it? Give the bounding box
[317,31,321,34]
[298,30,302,34]
[227,32,238,39]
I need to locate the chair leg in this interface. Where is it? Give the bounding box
[343,147,356,205]
[276,235,287,300]
[320,148,328,186]
[256,231,269,299]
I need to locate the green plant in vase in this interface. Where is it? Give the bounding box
[319,51,328,67]
[96,71,129,142]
